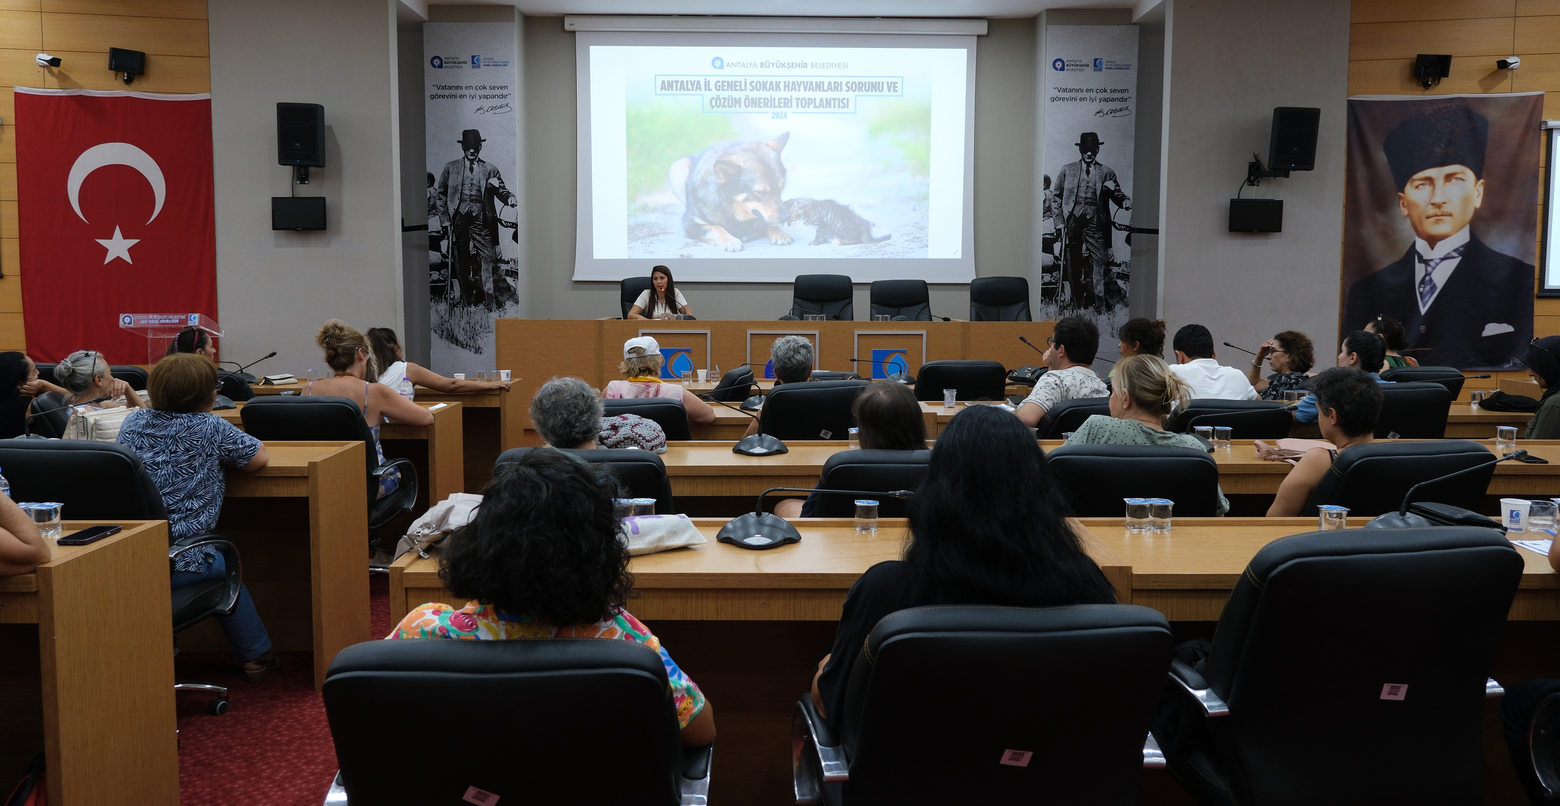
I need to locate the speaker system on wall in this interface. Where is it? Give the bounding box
[1268,107,1320,173]
[277,103,325,168]
[1229,199,1283,233]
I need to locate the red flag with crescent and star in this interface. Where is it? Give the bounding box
[14,88,217,363]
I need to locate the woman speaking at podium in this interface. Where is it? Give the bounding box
[627,265,693,320]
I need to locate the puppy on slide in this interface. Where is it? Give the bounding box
[669,133,795,252]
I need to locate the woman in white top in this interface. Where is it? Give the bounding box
[365,328,513,400]
[603,336,715,424]
[627,265,692,320]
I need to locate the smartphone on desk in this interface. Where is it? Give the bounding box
[57,525,121,546]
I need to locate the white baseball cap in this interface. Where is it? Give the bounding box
[623,335,660,358]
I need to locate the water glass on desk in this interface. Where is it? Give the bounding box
[1149,499,1173,532]
[848,427,860,449]
[1470,390,1488,407]
[22,502,62,539]
[1528,500,1557,536]
[943,389,957,409]
[855,500,879,533]
[1213,426,1232,448]
[1318,505,1349,531]
[1124,498,1151,532]
[680,370,694,387]
[1193,426,1214,444]
[1496,426,1518,455]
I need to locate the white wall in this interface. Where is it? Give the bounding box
[1157,0,1350,362]
[209,0,403,376]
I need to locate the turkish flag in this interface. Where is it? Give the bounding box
[14,88,217,363]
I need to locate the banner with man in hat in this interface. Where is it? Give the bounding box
[1041,25,1139,355]
[425,22,520,374]
[1342,94,1542,370]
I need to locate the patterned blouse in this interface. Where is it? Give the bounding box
[117,409,262,573]
[394,601,708,730]
[1260,371,1310,401]
[1021,365,1108,413]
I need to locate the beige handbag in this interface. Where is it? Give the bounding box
[63,405,136,442]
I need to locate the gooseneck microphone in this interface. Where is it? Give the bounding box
[700,395,757,420]
[1366,449,1528,528]
[1020,335,1113,364]
[222,351,278,385]
[716,486,915,550]
[1223,341,1258,356]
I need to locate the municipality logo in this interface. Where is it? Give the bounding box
[430,55,443,68]
[659,348,694,380]
[1052,58,1065,71]
[711,57,724,70]
[472,55,481,69]
[1093,57,1104,71]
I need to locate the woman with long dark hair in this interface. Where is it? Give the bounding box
[1365,315,1418,368]
[626,265,693,320]
[809,405,1117,723]
[394,449,716,745]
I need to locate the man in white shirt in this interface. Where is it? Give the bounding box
[1016,316,1109,427]
[1167,324,1258,401]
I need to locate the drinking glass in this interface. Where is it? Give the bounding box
[943,389,957,409]
[874,314,891,322]
[1193,426,1214,443]
[1124,498,1151,532]
[848,427,860,449]
[1318,505,1349,531]
[1149,499,1173,532]
[855,500,879,533]
[680,370,694,387]
[1061,431,1076,442]
[23,503,62,539]
[1496,426,1518,455]
[1213,426,1232,448]
[1470,390,1487,407]
[1527,500,1557,536]
[305,368,318,383]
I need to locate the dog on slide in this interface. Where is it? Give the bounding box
[668,132,794,252]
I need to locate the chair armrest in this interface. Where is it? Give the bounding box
[1487,678,1505,698]
[372,456,418,481]
[1143,732,1166,768]
[1169,658,1230,718]
[792,697,848,804]
[168,535,243,616]
[681,744,712,806]
[1530,691,1560,798]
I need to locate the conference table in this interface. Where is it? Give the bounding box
[496,317,1056,448]
[0,521,179,806]
[179,442,371,688]
[389,516,1560,805]
[215,400,465,506]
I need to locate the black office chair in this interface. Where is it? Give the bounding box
[1169,399,1288,433]
[1034,397,1111,439]
[808,449,931,517]
[913,361,1006,402]
[1381,365,1467,399]
[1376,381,1452,438]
[793,604,1174,805]
[707,366,755,402]
[619,275,653,319]
[1304,439,1494,517]
[1522,689,1560,799]
[1156,527,1521,806]
[602,397,693,441]
[1184,408,1294,439]
[791,274,854,321]
[497,447,675,514]
[969,276,1033,322]
[240,396,420,532]
[35,363,148,391]
[758,379,867,441]
[0,440,241,714]
[809,370,863,382]
[322,639,712,805]
[1045,444,1222,517]
[869,279,931,321]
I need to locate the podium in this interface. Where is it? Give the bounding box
[118,313,222,364]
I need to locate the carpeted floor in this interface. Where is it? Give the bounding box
[174,575,393,806]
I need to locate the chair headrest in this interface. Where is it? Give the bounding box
[240,395,373,442]
[1244,526,1518,586]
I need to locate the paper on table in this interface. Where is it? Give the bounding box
[1512,539,1552,556]
[428,403,447,411]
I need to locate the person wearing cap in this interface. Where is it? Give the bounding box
[1051,130,1130,312]
[1343,103,1534,369]
[603,336,716,425]
[1521,336,1560,440]
[435,127,517,309]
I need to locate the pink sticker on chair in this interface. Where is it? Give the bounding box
[463,786,499,805]
[999,749,1032,767]
[1380,683,1407,701]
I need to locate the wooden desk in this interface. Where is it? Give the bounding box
[1445,403,1534,438]
[413,386,511,493]
[248,381,307,395]
[0,521,179,805]
[207,441,370,688]
[496,318,1056,450]
[216,401,464,506]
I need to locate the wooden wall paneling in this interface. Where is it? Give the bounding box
[1348,19,1516,62]
[0,162,14,200]
[0,49,48,87]
[40,52,209,93]
[1513,54,1560,92]
[0,87,14,120]
[1346,58,1514,96]
[0,313,25,350]
[0,0,39,11]
[0,200,15,239]
[43,0,206,19]
[0,279,22,313]
[40,12,208,57]
[1353,0,1516,25]
[1518,0,1560,15]
[1,238,17,275]
[1514,16,1560,52]
[0,126,14,163]
[0,11,42,50]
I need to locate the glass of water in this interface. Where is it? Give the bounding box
[1318,504,1349,531]
[855,500,879,533]
[24,502,63,539]
[1124,498,1151,532]
[874,314,891,322]
[1213,426,1232,448]
[305,368,318,383]
[1496,425,1518,455]
[1193,426,1214,443]
[681,370,694,387]
[848,427,860,449]
[1529,500,1558,536]
[1149,499,1174,532]
[943,389,957,409]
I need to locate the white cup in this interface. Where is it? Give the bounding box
[1502,498,1531,533]
[943,389,957,409]
[453,373,465,380]
[498,370,511,382]
[697,369,708,383]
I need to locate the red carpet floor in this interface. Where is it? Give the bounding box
[174,575,393,806]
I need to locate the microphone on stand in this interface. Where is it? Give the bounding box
[848,357,915,384]
[1222,341,1258,356]
[21,396,109,439]
[717,486,915,550]
[1019,335,1113,364]
[220,351,278,385]
[1366,450,1528,529]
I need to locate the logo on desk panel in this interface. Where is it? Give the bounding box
[763,359,775,380]
[870,349,909,380]
[659,347,694,380]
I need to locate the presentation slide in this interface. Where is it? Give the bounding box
[575,32,976,283]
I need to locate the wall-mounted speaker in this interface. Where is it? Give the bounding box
[272,197,326,231]
[1269,107,1320,172]
[277,103,325,168]
[1229,198,1283,233]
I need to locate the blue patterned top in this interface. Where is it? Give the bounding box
[117,409,261,572]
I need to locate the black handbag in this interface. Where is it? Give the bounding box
[1480,390,1538,412]
[1007,366,1046,387]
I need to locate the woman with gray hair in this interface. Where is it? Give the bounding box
[530,377,605,448]
[743,335,815,438]
[44,349,144,412]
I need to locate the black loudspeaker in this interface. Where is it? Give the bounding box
[1268,107,1320,172]
[108,48,145,77]
[1229,199,1283,233]
[277,103,325,167]
[272,197,326,231]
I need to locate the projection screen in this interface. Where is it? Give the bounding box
[574,32,977,283]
